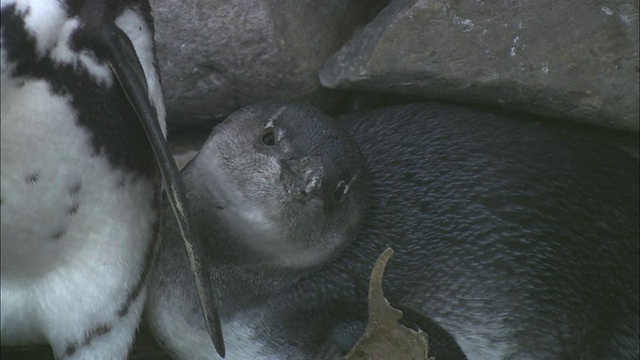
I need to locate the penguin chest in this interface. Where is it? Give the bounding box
[0,78,157,342]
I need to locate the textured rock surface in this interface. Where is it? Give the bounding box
[153,0,387,127]
[320,0,639,131]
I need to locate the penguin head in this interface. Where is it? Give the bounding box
[185,102,369,270]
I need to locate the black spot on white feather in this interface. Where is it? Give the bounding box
[69,182,82,195]
[25,173,39,184]
[52,230,66,240]
[64,342,77,357]
[82,324,112,346]
[62,324,113,359]
[63,323,112,358]
[68,204,80,215]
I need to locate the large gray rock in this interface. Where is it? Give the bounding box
[320,0,639,131]
[152,0,386,127]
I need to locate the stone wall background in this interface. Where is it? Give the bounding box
[153,0,388,126]
[154,0,638,132]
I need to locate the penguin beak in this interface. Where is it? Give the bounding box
[281,156,324,201]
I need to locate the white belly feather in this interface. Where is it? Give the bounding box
[1,0,165,358]
[0,77,155,350]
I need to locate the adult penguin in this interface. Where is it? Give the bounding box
[1,0,223,358]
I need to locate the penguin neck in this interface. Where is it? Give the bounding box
[184,159,274,265]
[180,159,316,315]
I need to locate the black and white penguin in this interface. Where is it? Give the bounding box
[1,0,223,358]
[146,101,638,359]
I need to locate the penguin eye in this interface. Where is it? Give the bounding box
[261,129,276,146]
[333,181,348,202]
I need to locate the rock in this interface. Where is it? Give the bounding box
[167,123,213,169]
[152,0,387,127]
[320,0,639,131]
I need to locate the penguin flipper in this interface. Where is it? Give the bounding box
[74,1,225,357]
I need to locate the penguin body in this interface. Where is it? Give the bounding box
[1,1,223,358]
[147,102,638,359]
